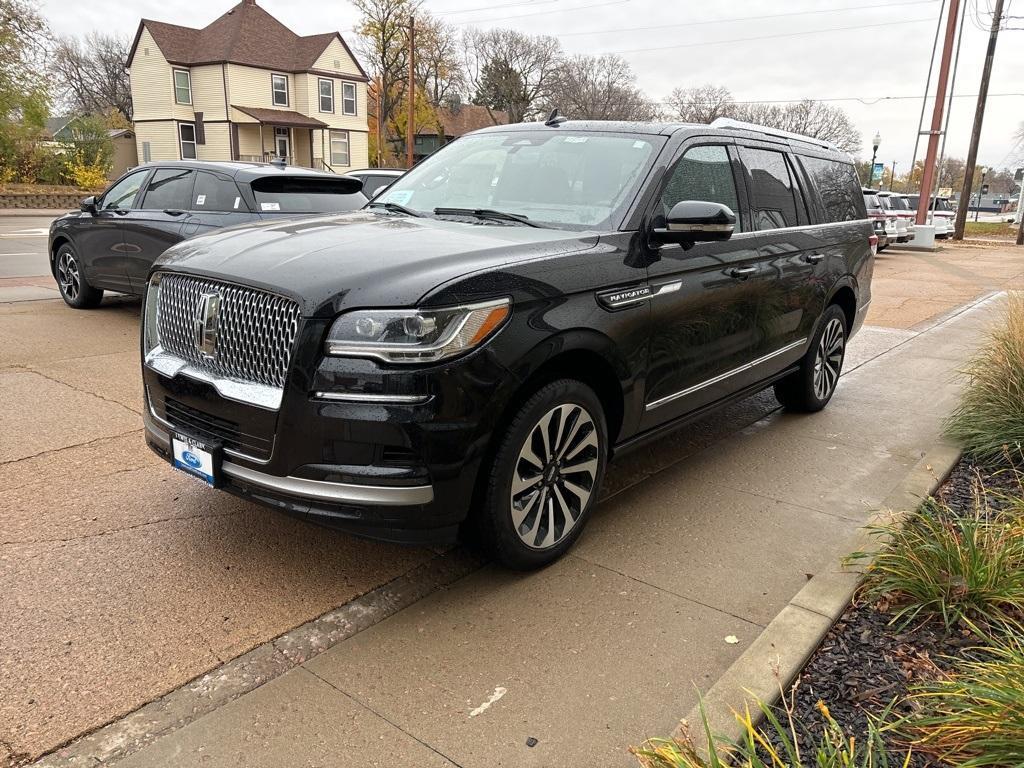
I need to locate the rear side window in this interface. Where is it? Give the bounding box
[739,147,800,230]
[863,193,881,211]
[662,145,743,232]
[192,172,247,212]
[359,175,395,199]
[250,176,367,214]
[140,169,195,211]
[800,156,863,223]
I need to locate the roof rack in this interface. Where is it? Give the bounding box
[709,117,838,151]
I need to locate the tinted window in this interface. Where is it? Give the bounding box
[884,195,908,211]
[101,170,148,210]
[250,176,367,213]
[863,193,882,211]
[192,172,246,212]
[740,147,799,230]
[360,175,395,198]
[799,156,862,223]
[141,169,195,211]
[662,145,742,232]
[906,195,920,207]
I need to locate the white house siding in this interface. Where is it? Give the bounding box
[196,123,230,161]
[312,38,364,79]
[236,124,262,158]
[133,121,180,162]
[130,28,193,122]
[226,64,292,111]
[190,65,227,121]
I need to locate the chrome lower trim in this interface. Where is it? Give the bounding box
[144,414,434,506]
[145,347,284,411]
[314,391,432,404]
[645,337,808,411]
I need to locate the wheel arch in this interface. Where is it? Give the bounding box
[825,279,858,333]
[49,234,73,277]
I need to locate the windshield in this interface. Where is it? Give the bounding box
[883,195,908,211]
[375,130,665,230]
[250,177,366,214]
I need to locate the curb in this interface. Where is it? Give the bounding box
[674,440,963,750]
[31,548,485,768]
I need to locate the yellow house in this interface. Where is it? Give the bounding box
[126,0,369,172]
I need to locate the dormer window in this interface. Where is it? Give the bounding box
[271,74,288,106]
[173,69,192,105]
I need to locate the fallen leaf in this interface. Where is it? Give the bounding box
[725,635,740,645]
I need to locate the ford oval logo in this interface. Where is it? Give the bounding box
[182,451,202,469]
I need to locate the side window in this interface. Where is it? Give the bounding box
[799,156,863,223]
[192,172,247,212]
[100,171,148,210]
[661,145,742,232]
[140,169,195,211]
[739,147,799,230]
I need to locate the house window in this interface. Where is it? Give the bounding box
[173,69,192,105]
[319,78,334,113]
[271,74,288,106]
[179,122,197,159]
[330,130,349,166]
[342,82,356,116]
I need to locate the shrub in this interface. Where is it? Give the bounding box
[64,153,109,190]
[631,694,907,768]
[945,294,1024,463]
[850,487,1024,631]
[901,632,1024,767]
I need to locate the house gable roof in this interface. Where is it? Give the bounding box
[127,0,368,80]
[418,105,509,138]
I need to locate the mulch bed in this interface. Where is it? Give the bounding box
[765,456,1019,766]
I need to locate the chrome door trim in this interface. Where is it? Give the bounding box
[645,337,808,411]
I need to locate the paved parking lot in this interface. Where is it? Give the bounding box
[2,216,1023,764]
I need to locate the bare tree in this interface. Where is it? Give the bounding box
[1,0,51,150]
[464,27,561,123]
[52,33,132,121]
[546,54,657,121]
[665,84,734,124]
[414,15,464,108]
[354,0,420,141]
[757,99,861,154]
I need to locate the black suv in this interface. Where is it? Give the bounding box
[48,161,365,308]
[141,118,873,569]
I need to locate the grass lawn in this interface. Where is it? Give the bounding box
[964,221,1018,239]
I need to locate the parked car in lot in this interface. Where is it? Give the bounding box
[48,161,366,308]
[863,188,896,251]
[343,168,405,199]
[906,194,954,238]
[141,117,874,569]
[877,191,915,243]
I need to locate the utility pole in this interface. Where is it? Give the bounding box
[916,0,961,227]
[406,15,416,170]
[1016,168,1024,245]
[890,161,898,191]
[952,0,1004,239]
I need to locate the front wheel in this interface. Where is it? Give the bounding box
[774,304,847,413]
[477,379,608,570]
[55,243,103,309]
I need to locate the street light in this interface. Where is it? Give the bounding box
[974,165,989,222]
[870,132,882,190]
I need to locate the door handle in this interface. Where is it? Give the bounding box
[164,209,187,217]
[803,253,825,264]
[728,266,758,279]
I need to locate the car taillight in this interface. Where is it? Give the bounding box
[869,233,878,255]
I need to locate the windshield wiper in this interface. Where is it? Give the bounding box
[433,207,540,228]
[369,201,423,217]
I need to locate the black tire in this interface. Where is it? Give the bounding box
[476,379,608,570]
[773,304,847,413]
[54,242,103,309]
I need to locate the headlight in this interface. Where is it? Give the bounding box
[324,298,511,363]
[142,273,163,356]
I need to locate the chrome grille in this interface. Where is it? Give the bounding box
[155,274,301,389]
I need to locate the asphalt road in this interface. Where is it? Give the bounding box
[0,215,54,279]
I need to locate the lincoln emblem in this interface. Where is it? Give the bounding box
[193,292,221,359]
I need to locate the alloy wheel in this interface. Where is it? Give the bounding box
[813,317,844,400]
[509,403,599,550]
[57,250,80,301]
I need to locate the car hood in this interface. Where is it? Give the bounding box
[154,211,599,316]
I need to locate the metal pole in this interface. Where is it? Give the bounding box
[909,0,948,192]
[870,146,879,189]
[974,170,988,222]
[406,15,416,170]
[931,0,966,224]
[916,0,961,227]
[952,0,1004,239]
[890,161,898,191]
[1015,178,1024,245]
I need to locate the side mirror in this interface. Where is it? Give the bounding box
[80,195,98,214]
[652,200,736,245]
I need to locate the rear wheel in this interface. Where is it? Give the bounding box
[55,243,103,309]
[477,379,608,570]
[774,304,846,412]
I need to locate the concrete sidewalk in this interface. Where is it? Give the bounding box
[61,295,999,768]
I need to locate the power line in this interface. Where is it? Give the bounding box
[654,92,1024,105]
[447,0,631,26]
[432,0,561,17]
[555,0,939,38]
[607,17,938,54]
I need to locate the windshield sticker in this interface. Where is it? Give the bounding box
[633,140,647,149]
[195,194,206,206]
[564,136,588,143]
[233,197,241,209]
[385,190,414,205]
[260,202,281,211]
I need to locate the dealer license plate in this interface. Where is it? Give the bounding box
[171,432,220,486]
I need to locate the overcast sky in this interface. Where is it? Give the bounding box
[39,0,1024,174]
